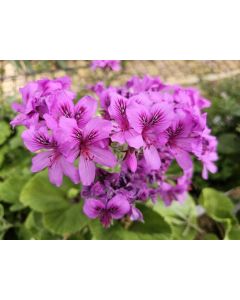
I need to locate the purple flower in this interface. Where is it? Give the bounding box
[59,117,117,186]
[108,93,143,148]
[127,101,173,170]
[164,112,199,171]
[11,76,75,128]
[83,194,130,228]
[44,95,97,130]
[22,127,79,187]
[91,60,121,72]
[199,130,218,179]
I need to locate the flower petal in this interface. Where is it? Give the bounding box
[89,146,117,168]
[174,148,193,170]
[108,93,129,123]
[144,145,161,170]
[75,96,97,126]
[125,151,137,172]
[111,130,125,144]
[60,157,80,184]
[31,151,51,172]
[149,102,173,132]
[59,116,78,137]
[83,198,105,219]
[83,118,112,142]
[79,155,96,186]
[107,194,130,219]
[22,127,52,152]
[44,113,58,130]
[124,129,144,149]
[126,103,149,133]
[48,159,64,187]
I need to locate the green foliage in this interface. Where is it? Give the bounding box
[20,171,89,236]
[154,195,198,240]
[0,120,11,145]
[199,188,240,239]
[89,205,171,240]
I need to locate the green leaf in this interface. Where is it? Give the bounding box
[218,133,240,154]
[20,171,71,212]
[20,171,88,235]
[0,173,30,204]
[203,233,219,240]
[0,121,11,145]
[22,211,60,240]
[154,195,198,240]
[199,188,235,222]
[129,204,172,239]
[0,204,12,239]
[0,204,3,217]
[43,203,89,236]
[0,145,8,167]
[226,226,240,240]
[89,204,172,240]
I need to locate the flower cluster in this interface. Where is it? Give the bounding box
[11,75,218,228]
[91,60,121,71]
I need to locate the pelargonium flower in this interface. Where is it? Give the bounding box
[11,74,218,229]
[108,93,143,148]
[59,117,117,186]
[83,194,130,228]
[127,100,173,170]
[22,126,79,186]
[91,60,121,71]
[44,95,97,130]
[11,76,75,128]
[164,112,199,171]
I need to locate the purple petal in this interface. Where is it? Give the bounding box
[83,198,105,219]
[107,194,130,219]
[22,127,52,152]
[126,103,149,133]
[89,145,117,168]
[108,93,129,123]
[124,129,144,149]
[60,157,80,184]
[129,206,144,222]
[79,155,96,186]
[83,118,112,143]
[31,151,51,172]
[19,82,39,105]
[75,96,97,126]
[125,151,137,172]
[111,130,125,144]
[12,102,25,113]
[48,159,64,187]
[144,145,161,170]
[150,102,173,131]
[44,113,58,130]
[174,148,193,170]
[59,116,78,137]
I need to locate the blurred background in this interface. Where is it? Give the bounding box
[1,60,240,97]
[0,60,240,240]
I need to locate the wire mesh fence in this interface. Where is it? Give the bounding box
[1,60,240,99]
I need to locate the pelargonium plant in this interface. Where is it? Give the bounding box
[11,74,218,228]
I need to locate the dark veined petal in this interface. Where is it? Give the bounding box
[83,198,105,219]
[107,194,130,219]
